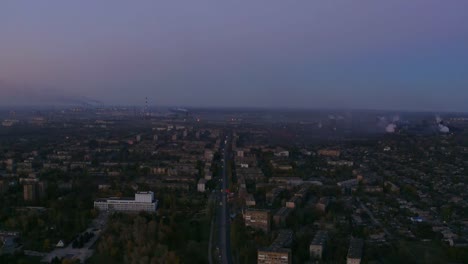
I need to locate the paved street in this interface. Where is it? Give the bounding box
[214,134,233,264]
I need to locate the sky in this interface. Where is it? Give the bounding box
[1,1,468,111]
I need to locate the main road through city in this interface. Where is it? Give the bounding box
[217,134,233,264]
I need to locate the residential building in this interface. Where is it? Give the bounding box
[257,248,291,264]
[244,209,271,233]
[245,194,256,207]
[318,149,340,157]
[273,207,292,226]
[347,238,364,264]
[258,230,293,264]
[204,149,214,161]
[197,178,207,192]
[310,230,328,260]
[23,184,37,202]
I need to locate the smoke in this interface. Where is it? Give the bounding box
[377,116,397,133]
[435,115,450,133]
[438,124,450,133]
[385,123,397,133]
[377,116,387,127]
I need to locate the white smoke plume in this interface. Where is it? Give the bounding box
[435,115,449,133]
[386,123,397,133]
[438,124,450,133]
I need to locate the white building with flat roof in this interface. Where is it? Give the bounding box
[94,191,158,213]
[197,179,207,192]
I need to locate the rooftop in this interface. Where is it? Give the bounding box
[347,238,364,259]
[311,230,328,246]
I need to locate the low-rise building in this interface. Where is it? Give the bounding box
[94,191,158,213]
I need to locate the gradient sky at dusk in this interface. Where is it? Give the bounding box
[1,1,468,111]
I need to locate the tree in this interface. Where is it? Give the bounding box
[43,239,51,251]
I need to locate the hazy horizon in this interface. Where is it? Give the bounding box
[1,1,468,111]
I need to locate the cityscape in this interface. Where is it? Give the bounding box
[0,107,467,263]
[1,1,468,264]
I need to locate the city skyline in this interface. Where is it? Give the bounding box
[1,1,468,111]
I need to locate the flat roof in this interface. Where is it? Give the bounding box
[311,230,328,245]
[274,207,292,217]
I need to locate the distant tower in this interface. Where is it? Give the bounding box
[144,97,150,119]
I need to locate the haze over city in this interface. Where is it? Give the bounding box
[1,1,468,111]
[2,2,468,264]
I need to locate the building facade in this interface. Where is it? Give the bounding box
[258,230,293,264]
[244,209,271,233]
[310,230,328,260]
[23,184,37,202]
[94,191,158,213]
[347,238,364,264]
[257,249,291,264]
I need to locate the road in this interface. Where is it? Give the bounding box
[216,134,233,264]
